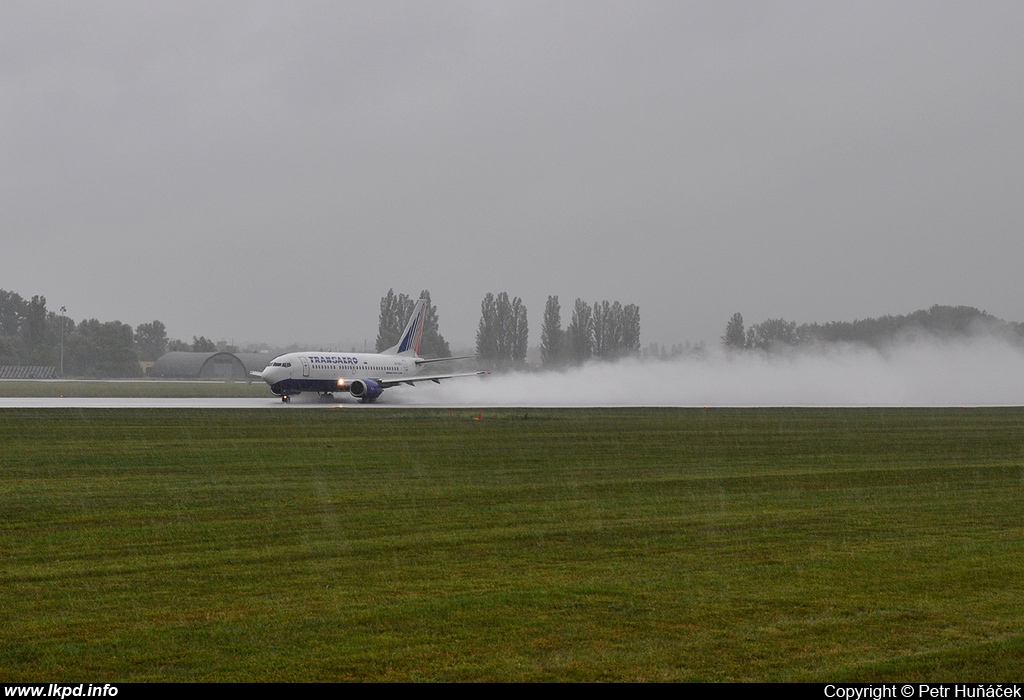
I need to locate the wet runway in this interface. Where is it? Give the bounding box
[0,397,374,409]
[2,397,1012,409]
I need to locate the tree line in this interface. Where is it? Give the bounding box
[471,294,640,370]
[0,288,238,377]
[722,305,1024,351]
[543,296,641,367]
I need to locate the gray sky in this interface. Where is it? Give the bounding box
[3,1,1022,350]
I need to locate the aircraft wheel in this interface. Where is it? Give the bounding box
[282,395,290,403]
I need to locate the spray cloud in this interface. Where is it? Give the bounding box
[399,335,1024,407]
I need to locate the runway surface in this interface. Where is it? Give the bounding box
[0,397,1017,409]
[0,397,348,409]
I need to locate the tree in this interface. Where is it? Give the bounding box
[620,303,641,357]
[376,289,411,352]
[135,321,168,361]
[476,292,499,364]
[592,300,610,359]
[597,300,628,359]
[0,289,29,364]
[540,295,564,368]
[0,289,26,337]
[24,295,48,348]
[746,318,798,350]
[192,336,216,353]
[24,295,54,364]
[65,319,141,377]
[0,335,28,365]
[566,298,593,365]
[417,290,451,358]
[494,292,518,369]
[476,292,527,370]
[509,295,528,368]
[722,313,746,350]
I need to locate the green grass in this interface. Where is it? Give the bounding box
[1,408,1022,681]
[0,380,268,398]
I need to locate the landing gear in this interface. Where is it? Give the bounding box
[281,394,290,403]
[318,392,335,400]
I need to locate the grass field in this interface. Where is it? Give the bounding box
[2,407,1022,681]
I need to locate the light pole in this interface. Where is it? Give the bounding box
[60,306,66,376]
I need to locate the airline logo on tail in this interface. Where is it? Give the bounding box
[391,298,426,356]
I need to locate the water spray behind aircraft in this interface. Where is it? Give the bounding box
[399,335,1024,407]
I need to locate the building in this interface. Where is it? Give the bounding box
[150,352,272,380]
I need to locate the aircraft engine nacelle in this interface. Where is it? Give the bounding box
[349,378,383,402]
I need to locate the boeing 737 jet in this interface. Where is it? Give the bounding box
[253,298,485,402]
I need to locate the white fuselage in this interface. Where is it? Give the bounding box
[260,351,419,391]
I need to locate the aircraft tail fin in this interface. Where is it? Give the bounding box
[384,297,427,356]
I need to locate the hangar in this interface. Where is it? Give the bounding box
[150,352,272,380]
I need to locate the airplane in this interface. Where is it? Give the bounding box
[253,297,486,403]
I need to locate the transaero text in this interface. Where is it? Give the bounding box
[308,356,360,365]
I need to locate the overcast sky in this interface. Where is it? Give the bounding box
[3,1,1022,350]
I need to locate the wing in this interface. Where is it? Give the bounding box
[379,370,489,388]
[413,355,476,366]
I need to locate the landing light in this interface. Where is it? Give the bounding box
[337,378,345,387]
